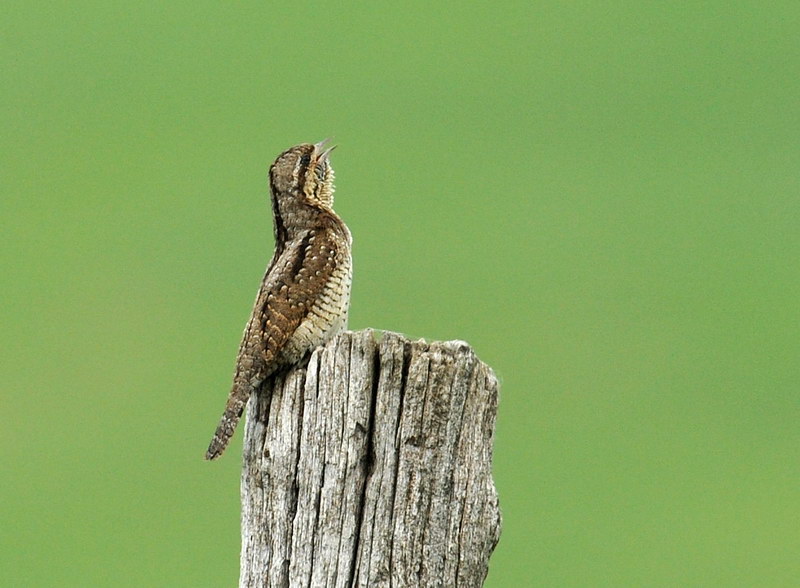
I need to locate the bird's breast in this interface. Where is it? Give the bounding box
[280,250,352,364]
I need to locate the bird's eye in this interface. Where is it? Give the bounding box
[300,154,311,166]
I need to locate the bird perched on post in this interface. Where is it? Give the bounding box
[205,140,352,460]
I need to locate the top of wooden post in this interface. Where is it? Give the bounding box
[239,329,501,587]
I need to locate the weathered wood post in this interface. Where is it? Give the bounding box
[239,330,501,587]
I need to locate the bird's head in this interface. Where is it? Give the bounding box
[269,139,336,208]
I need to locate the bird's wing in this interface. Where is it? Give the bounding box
[254,228,341,367]
[205,228,341,460]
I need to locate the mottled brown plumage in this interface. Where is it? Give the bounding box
[205,140,352,460]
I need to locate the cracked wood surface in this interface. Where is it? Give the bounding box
[240,330,501,587]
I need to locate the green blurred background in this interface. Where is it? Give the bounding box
[2,2,798,586]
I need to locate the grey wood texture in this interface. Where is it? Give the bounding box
[240,330,501,587]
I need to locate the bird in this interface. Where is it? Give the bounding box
[205,139,353,460]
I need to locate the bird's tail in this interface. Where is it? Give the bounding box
[205,382,251,460]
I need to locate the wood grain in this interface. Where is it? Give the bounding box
[240,330,501,587]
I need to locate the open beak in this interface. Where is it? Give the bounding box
[315,138,337,163]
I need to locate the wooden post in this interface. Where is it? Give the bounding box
[239,330,501,587]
